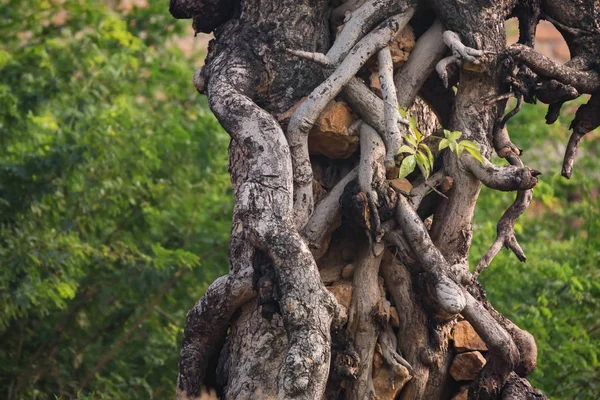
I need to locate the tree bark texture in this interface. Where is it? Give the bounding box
[170,0,599,399]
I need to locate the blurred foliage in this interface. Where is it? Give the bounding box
[0,1,598,400]
[0,0,230,398]
[471,98,600,399]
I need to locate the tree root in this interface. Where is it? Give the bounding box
[177,273,254,398]
[506,44,600,94]
[303,167,358,259]
[462,154,540,192]
[287,10,415,228]
[435,30,486,89]
[378,47,404,168]
[395,19,447,108]
[196,54,346,399]
[346,241,385,399]
[562,94,600,178]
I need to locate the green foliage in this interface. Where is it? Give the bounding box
[397,108,434,179]
[439,129,485,163]
[0,1,231,398]
[471,99,600,399]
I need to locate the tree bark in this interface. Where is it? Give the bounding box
[170,0,599,398]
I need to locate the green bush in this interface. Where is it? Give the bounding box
[0,1,230,398]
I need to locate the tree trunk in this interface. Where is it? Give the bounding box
[170,0,600,399]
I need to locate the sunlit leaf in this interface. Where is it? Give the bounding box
[397,145,415,155]
[399,154,416,178]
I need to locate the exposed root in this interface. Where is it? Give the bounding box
[327,0,411,65]
[395,194,466,315]
[342,77,408,138]
[287,11,415,228]
[462,154,540,192]
[378,47,404,168]
[303,167,358,259]
[202,55,345,399]
[409,170,445,206]
[475,126,532,276]
[358,123,386,206]
[286,49,332,67]
[177,274,254,398]
[395,19,447,108]
[562,94,600,179]
[435,30,486,89]
[346,242,385,399]
[380,250,430,399]
[502,372,549,399]
[506,44,600,94]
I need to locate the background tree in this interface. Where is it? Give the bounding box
[170,0,600,399]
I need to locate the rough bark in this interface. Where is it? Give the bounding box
[170,0,598,398]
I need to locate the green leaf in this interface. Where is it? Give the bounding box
[464,146,485,163]
[439,138,449,150]
[449,140,459,155]
[408,116,421,141]
[420,143,435,169]
[397,145,416,155]
[460,140,479,151]
[416,150,430,179]
[398,107,408,118]
[446,130,462,141]
[398,154,416,179]
[404,133,417,147]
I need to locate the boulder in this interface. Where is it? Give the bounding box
[308,101,358,159]
[452,320,488,352]
[450,351,487,381]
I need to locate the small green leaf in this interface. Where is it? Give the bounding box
[448,130,462,141]
[439,138,449,151]
[398,107,408,118]
[415,151,430,179]
[465,146,485,163]
[460,140,479,151]
[404,133,417,147]
[399,154,416,179]
[449,140,459,154]
[420,143,435,169]
[397,145,415,155]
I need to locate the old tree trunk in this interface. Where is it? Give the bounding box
[170,0,600,399]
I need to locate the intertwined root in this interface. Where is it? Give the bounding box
[174,0,598,398]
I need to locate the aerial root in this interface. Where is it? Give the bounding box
[287,11,415,228]
[346,241,385,399]
[435,30,487,88]
[462,153,540,192]
[562,94,600,179]
[303,167,358,259]
[177,274,254,398]
[378,47,404,169]
[475,126,533,276]
[506,44,600,94]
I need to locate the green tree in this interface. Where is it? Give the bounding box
[0,1,231,398]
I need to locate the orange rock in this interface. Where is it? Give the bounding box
[389,306,400,328]
[308,101,358,159]
[326,280,353,310]
[452,320,488,352]
[390,178,412,194]
[389,25,415,67]
[450,351,487,381]
[370,70,382,98]
[372,345,411,400]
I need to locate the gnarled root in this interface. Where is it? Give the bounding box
[197,55,345,399]
[562,94,600,178]
[177,273,254,399]
[462,154,540,192]
[378,47,404,168]
[506,44,600,94]
[346,241,385,399]
[287,9,416,228]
